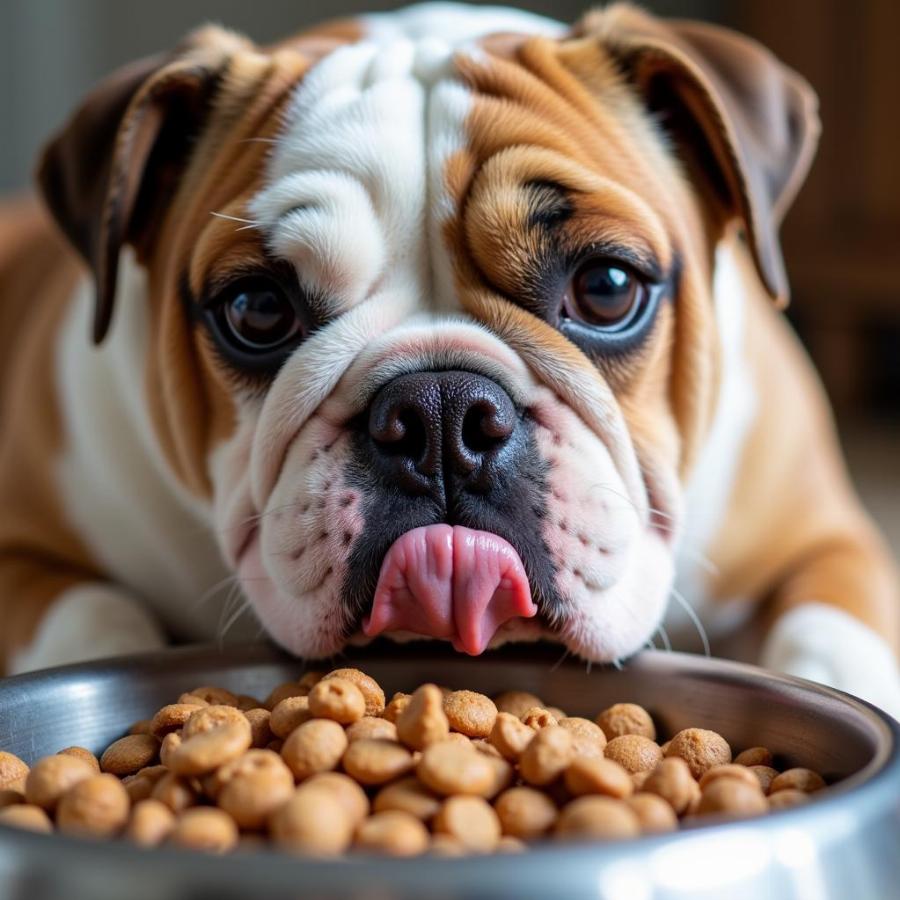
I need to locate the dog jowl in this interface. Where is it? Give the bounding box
[2,4,899,715]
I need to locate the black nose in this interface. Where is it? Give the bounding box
[367,371,519,497]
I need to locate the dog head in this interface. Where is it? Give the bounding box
[37,3,817,661]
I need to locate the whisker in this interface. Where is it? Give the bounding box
[670,587,710,658]
[238,136,279,145]
[656,624,672,652]
[550,647,571,673]
[193,573,240,611]
[678,546,720,577]
[210,210,261,227]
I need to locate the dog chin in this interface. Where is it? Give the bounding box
[238,523,670,664]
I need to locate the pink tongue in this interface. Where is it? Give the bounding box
[363,525,537,655]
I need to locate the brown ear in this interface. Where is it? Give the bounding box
[575,6,820,306]
[36,27,250,342]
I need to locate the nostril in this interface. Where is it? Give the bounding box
[462,402,510,454]
[371,408,428,462]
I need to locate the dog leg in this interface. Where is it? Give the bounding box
[760,538,900,719]
[7,580,166,675]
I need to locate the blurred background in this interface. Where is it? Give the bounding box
[1,0,898,552]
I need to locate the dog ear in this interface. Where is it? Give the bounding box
[574,7,819,306]
[36,27,251,342]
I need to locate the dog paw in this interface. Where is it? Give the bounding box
[10,583,166,674]
[761,603,900,721]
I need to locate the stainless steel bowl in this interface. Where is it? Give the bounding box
[0,643,897,900]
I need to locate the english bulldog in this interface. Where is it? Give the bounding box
[1,3,898,715]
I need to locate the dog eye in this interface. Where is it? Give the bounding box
[220,279,302,350]
[564,259,646,330]
[203,275,308,374]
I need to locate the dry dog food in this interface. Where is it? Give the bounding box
[0,666,834,857]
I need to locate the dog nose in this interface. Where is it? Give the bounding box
[367,371,518,495]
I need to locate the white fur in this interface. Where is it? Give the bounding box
[10,583,166,674]
[53,251,244,644]
[761,603,900,719]
[668,240,758,647]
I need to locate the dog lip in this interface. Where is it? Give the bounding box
[233,522,259,568]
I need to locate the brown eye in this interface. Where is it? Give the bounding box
[565,260,645,329]
[222,281,301,350]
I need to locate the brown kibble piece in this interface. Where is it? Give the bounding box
[558,718,607,758]
[699,764,761,791]
[749,765,779,794]
[342,739,414,786]
[58,747,100,772]
[0,804,53,833]
[150,772,197,813]
[169,721,251,776]
[236,694,262,711]
[0,752,29,788]
[217,750,295,830]
[493,691,544,718]
[665,728,732,778]
[270,786,353,855]
[25,755,94,812]
[182,705,249,739]
[169,807,238,854]
[494,786,558,839]
[489,712,535,762]
[768,789,810,810]
[159,732,181,769]
[520,725,574,787]
[429,833,467,856]
[696,777,767,818]
[126,799,176,847]
[244,708,273,748]
[176,694,210,707]
[433,795,501,852]
[417,740,496,797]
[265,682,307,710]
[281,719,348,781]
[603,735,662,775]
[595,703,656,741]
[354,810,430,856]
[129,720,154,735]
[0,787,24,809]
[626,793,678,833]
[323,668,386,717]
[298,670,325,691]
[496,835,527,853]
[187,686,239,707]
[302,772,370,825]
[383,693,411,724]
[734,747,773,767]
[521,707,558,731]
[564,757,633,799]
[642,757,695,814]
[373,777,441,821]
[308,678,366,724]
[151,704,204,737]
[57,774,130,837]
[397,684,449,750]
[555,797,641,839]
[769,768,826,794]
[443,690,498,738]
[269,696,311,738]
[347,716,399,743]
[100,734,159,776]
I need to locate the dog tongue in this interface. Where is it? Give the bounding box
[363,525,537,655]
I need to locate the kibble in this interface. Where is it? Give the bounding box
[595,703,656,741]
[3,666,835,857]
[397,684,449,750]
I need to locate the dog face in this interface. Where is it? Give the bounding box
[39,5,817,662]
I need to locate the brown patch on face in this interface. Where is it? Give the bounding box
[141,45,328,497]
[443,34,718,479]
[0,200,102,669]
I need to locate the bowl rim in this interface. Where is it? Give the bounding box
[1,643,897,888]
